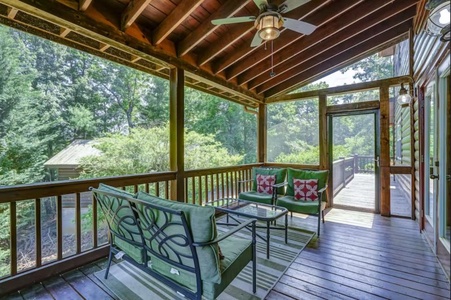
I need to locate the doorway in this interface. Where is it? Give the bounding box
[424,70,450,254]
[329,111,380,212]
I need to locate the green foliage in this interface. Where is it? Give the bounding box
[78,126,243,178]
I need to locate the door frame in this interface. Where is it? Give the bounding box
[327,109,381,212]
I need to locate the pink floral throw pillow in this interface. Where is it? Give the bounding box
[256,174,276,194]
[293,179,318,201]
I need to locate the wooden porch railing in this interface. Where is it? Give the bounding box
[0,172,176,295]
[332,155,375,196]
[184,164,259,205]
[0,162,326,295]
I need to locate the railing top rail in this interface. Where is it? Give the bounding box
[0,171,176,203]
[184,163,261,176]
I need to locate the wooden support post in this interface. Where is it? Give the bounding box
[408,27,416,220]
[319,94,331,205]
[170,67,185,202]
[257,103,266,163]
[380,84,391,216]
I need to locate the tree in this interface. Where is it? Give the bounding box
[78,126,243,178]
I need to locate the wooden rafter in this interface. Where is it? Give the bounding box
[121,0,154,30]
[221,0,363,79]
[79,0,92,11]
[264,21,412,97]
[59,27,71,37]
[6,7,18,19]
[257,10,416,94]
[178,0,250,57]
[152,0,204,45]
[249,1,419,91]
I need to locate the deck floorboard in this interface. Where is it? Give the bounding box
[2,209,449,300]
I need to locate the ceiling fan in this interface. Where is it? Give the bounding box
[211,0,317,47]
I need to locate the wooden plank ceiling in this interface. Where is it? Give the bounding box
[0,0,424,106]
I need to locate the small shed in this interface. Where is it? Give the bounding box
[44,139,100,181]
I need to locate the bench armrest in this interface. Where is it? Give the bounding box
[273,181,287,188]
[192,219,257,247]
[318,185,328,202]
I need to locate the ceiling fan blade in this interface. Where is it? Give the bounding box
[211,16,256,25]
[250,31,263,47]
[279,0,310,13]
[253,0,268,10]
[283,18,316,35]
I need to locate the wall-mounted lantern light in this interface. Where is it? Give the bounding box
[426,0,451,41]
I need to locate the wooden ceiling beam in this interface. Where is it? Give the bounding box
[211,0,332,74]
[248,2,419,90]
[178,0,250,57]
[222,0,362,80]
[79,0,92,11]
[235,0,407,84]
[257,10,416,94]
[152,0,203,45]
[263,21,412,97]
[121,0,154,30]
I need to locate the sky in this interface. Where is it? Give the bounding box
[313,68,362,88]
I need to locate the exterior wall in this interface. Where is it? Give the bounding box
[394,30,450,279]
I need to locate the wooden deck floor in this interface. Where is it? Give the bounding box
[333,173,412,217]
[2,209,449,300]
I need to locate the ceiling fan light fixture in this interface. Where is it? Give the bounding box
[257,14,282,41]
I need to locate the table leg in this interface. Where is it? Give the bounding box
[285,214,288,244]
[266,221,270,259]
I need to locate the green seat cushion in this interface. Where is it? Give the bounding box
[286,168,329,201]
[277,195,326,215]
[97,184,145,264]
[202,236,253,299]
[239,191,274,205]
[136,192,221,288]
[251,167,287,195]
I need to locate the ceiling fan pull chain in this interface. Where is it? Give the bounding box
[270,40,276,77]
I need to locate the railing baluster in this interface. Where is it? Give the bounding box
[165,181,169,199]
[57,195,63,260]
[10,201,17,276]
[210,175,214,201]
[145,183,150,194]
[155,182,160,197]
[76,193,81,254]
[92,192,98,248]
[198,176,202,205]
[191,176,195,204]
[35,198,41,267]
[185,178,189,203]
[204,175,208,202]
[225,172,229,199]
[216,173,220,200]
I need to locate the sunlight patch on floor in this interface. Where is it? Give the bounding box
[325,208,375,228]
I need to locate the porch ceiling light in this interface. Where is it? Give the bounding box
[257,13,282,41]
[397,83,411,107]
[426,0,451,41]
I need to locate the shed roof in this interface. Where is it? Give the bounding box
[44,139,101,168]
